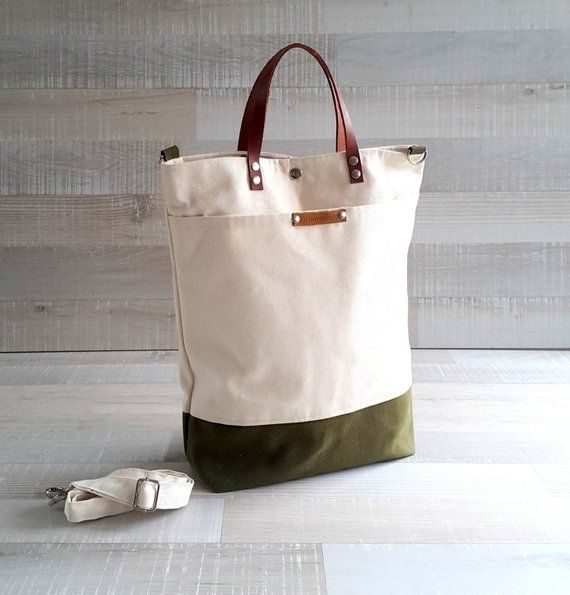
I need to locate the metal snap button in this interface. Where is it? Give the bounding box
[348,155,359,166]
[351,169,361,180]
[289,167,302,179]
[251,161,260,171]
[252,175,261,185]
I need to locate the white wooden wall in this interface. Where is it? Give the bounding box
[1,1,569,350]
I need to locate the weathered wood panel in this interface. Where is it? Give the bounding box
[0,89,198,141]
[0,299,177,352]
[2,192,569,247]
[0,543,327,595]
[0,498,223,544]
[2,297,568,352]
[0,35,337,89]
[413,192,570,244]
[2,138,570,195]
[0,195,166,247]
[338,31,570,86]
[3,0,569,37]
[0,543,326,594]
[322,544,570,595]
[410,297,570,348]
[1,243,567,300]
[1,5,568,351]
[326,0,570,33]
[3,31,570,89]
[221,463,570,543]
[1,0,325,36]
[1,349,568,385]
[197,83,570,140]
[3,84,569,141]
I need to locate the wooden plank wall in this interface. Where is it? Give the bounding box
[1,0,569,351]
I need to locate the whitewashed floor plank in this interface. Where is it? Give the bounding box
[0,382,182,426]
[1,350,568,385]
[0,543,326,595]
[414,383,570,433]
[413,430,570,464]
[0,350,179,385]
[322,544,570,595]
[0,498,223,544]
[532,464,570,500]
[413,349,570,384]
[0,429,184,464]
[221,463,570,544]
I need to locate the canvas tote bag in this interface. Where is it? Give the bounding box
[161,43,426,492]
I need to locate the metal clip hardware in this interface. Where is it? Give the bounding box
[45,486,70,507]
[406,145,427,165]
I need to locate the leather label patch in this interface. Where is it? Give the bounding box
[292,208,347,227]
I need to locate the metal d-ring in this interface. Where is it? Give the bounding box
[406,145,427,165]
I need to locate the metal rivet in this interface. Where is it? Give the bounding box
[348,155,359,166]
[289,167,302,179]
[351,169,361,180]
[252,175,261,185]
[338,210,347,220]
[292,214,301,224]
[251,161,260,171]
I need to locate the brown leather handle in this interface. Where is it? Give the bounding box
[237,43,364,191]
[238,45,346,154]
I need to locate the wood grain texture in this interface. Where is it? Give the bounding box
[3,0,569,37]
[1,4,568,350]
[0,298,177,352]
[0,89,198,141]
[338,31,570,85]
[3,138,570,196]
[3,297,569,352]
[221,463,570,543]
[2,192,569,248]
[0,543,326,595]
[0,35,337,89]
[322,544,570,595]
[2,349,568,386]
[410,297,570,348]
[0,350,179,385]
[413,192,570,244]
[3,83,569,142]
[0,349,568,592]
[3,31,570,89]
[325,0,570,33]
[2,243,567,301]
[0,498,223,544]
[1,0,325,36]
[196,84,570,140]
[413,349,570,384]
[0,195,166,247]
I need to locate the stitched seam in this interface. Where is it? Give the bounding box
[188,383,413,427]
[162,172,195,413]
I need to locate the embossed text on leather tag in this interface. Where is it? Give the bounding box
[292,208,347,226]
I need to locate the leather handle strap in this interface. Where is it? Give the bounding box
[237,43,364,191]
[238,44,345,154]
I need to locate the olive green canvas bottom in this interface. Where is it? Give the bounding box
[183,388,415,492]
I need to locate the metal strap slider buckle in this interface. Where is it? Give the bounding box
[133,478,160,512]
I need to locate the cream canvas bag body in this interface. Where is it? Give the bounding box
[161,43,426,492]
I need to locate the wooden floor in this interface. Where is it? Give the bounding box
[0,350,569,594]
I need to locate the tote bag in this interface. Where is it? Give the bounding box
[161,43,426,492]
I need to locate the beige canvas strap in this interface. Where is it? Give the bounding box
[45,468,194,523]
